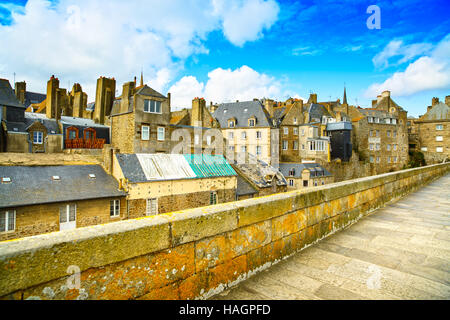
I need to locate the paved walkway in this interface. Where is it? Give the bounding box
[213,174,450,300]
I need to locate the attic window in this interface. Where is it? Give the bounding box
[1,177,11,183]
[52,176,61,181]
[244,108,248,112]
[13,128,18,132]
[89,174,96,179]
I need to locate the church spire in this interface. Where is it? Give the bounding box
[343,85,348,105]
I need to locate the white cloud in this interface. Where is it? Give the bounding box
[168,65,304,110]
[372,39,433,69]
[0,0,279,99]
[365,35,450,97]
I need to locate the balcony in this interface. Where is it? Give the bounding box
[64,138,106,149]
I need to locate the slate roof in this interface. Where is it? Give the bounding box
[0,79,25,109]
[13,90,46,108]
[279,162,332,178]
[212,100,272,128]
[236,173,258,196]
[0,165,125,208]
[308,103,332,122]
[6,112,61,134]
[115,153,236,183]
[419,102,449,121]
[233,155,287,188]
[135,85,166,99]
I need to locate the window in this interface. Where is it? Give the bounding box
[386,118,391,124]
[241,146,247,153]
[370,130,374,137]
[110,200,120,217]
[314,182,318,186]
[256,145,262,155]
[241,132,247,140]
[210,192,217,205]
[228,120,235,128]
[157,127,165,141]
[387,156,391,163]
[229,146,235,151]
[303,180,308,187]
[376,156,380,163]
[0,211,15,232]
[282,140,288,150]
[228,132,234,140]
[301,129,305,136]
[144,100,161,113]
[293,127,298,135]
[436,136,443,142]
[376,130,380,137]
[368,117,373,123]
[370,156,374,163]
[59,204,76,225]
[141,126,150,140]
[436,124,443,130]
[206,135,212,145]
[33,131,43,144]
[294,118,298,124]
[393,144,398,151]
[369,143,374,151]
[283,127,289,135]
[376,143,380,151]
[289,179,294,187]
[394,156,398,163]
[256,131,262,139]
[248,119,255,127]
[392,119,397,124]
[393,130,397,137]
[436,147,443,153]
[289,168,296,176]
[293,141,298,150]
[302,144,305,150]
[375,117,380,123]
[421,147,428,152]
[146,198,158,216]
[387,130,391,137]
[194,134,200,145]
[387,144,391,151]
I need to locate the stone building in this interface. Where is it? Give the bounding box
[279,162,333,190]
[414,96,449,163]
[112,153,237,217]
[0,165,126,241]
[298,123,330,162]
[212,100,279,166]
[348,90,408,171]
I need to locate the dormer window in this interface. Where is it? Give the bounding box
[89,174,96,179]
[1,177,11,184]
[33,131,43,144]
[248,118,255,127]
[294,117,297,124]
[144,100,161,113]
[52,176,61,181]
[368,117,373,123]
[289,168,296,176]
[228,119,236,128]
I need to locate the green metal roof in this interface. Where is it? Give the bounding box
[183,154,237,178]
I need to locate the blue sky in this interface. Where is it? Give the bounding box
[0,0,449,116]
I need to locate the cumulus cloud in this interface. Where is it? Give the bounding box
[372,39,433,69]
[168,65,304,110]
[365,35,450,97]
[0,0,279,99]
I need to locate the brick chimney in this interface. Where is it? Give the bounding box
[15,81,26,104]
[46,75,60,120]
[191,97,205,126]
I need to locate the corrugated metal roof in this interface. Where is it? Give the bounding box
[117,153,236,182]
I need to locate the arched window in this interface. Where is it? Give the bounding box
[66,126,79,140]
[84,128,96,140]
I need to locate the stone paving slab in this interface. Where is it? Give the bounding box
[212,174,450,300]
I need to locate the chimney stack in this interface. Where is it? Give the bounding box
[431,97,439,106]
[263,99,275,117]
[308,93,317,104]
[15,81,26,104]
[46,75,60,120]
[191,97,205,126]
[445,95,450,106]
[94,76,116,124]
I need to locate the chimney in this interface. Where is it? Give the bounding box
[120,81,135,114]
[376,95,382,104]
[167,92,171,113]
[46,75,60,120]
[15,81,26,104]
[209,102,218,114]
[446,95,450,106]
[71,83,85,118]
[381,90,390,98]
[427,106,432,113]
[94,77,116,124]
[372,99,377,107]
[263,99,274,117]
[191,97,205,126]
[431,97,439,106]
[308,93,317,104]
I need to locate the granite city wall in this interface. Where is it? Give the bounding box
[0,162,449,300]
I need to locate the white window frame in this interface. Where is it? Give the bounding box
[194,134,200,145]
[248,119,255,127]
[370,156,374,163]
[283,127,289,135]
[256,145,262,155]
[157,127,165,141]
[421,147,428,152]
[289,179,294,187]
[241,132,247,140]
[144,100,162,114]
[33,131,43,144]
[436,136,443,142]
[228,120,235,128]
[241,146,247,153]
[206,135,212,145]
[436,147,443,153]
[59,204,76,230]
[293,127,298,135]
[376,143,380,151]
[110,199,120,217]
[228,132,234,140]
[0,210,15,232]
[141,125,150,140]
[256,131,262,139]
[369,143,374,151]
[387,144,391,151]
[282,140,288,150]
[146,198,158,216]
[436,124,443,130]
[293,141,298,150]
[392,119,397,125]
